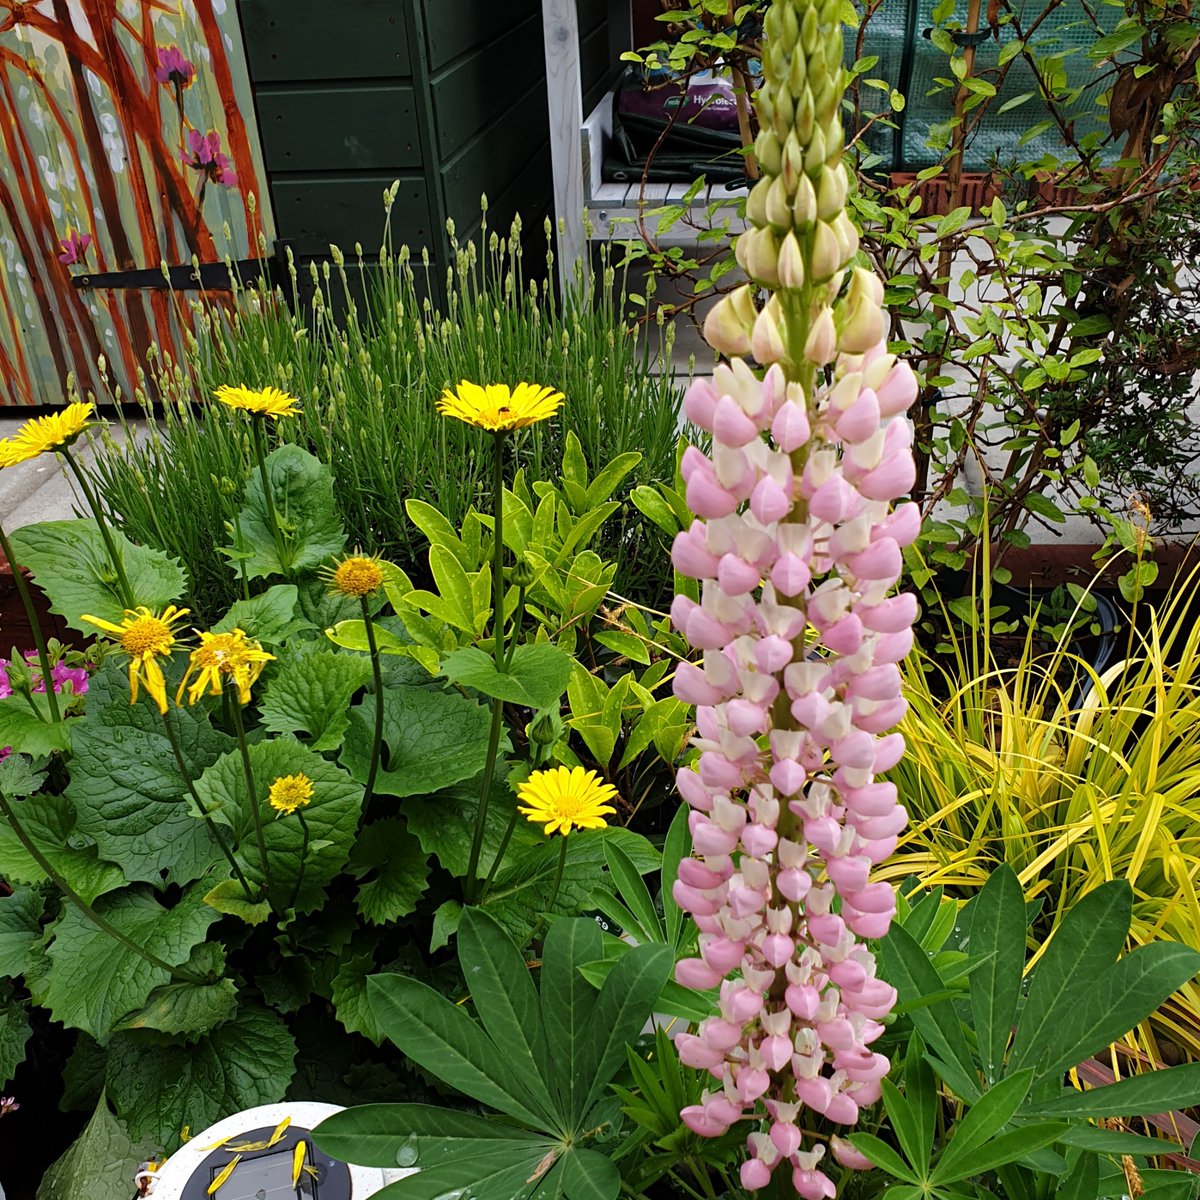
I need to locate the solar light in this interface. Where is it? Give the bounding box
[141,1102,410,1199]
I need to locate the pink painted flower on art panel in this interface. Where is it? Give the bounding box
[154,45,196,88]
[182,129,238,188]
[57,229,93,265]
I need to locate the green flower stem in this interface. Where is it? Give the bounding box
[287,811,310,912]
[504,586,526,671]
[0,789,205,984]
[232,511,251,602]
[59,447,134,608]
[0,522,61,724]
[160,709,257,904]
[465,431,509,903]
[249,416,290,577]
[477,804,520,903]
[229,698,274,900]
[359,595,385,816]
[524,834,569,948]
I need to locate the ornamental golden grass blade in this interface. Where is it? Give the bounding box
[891,562,1200,1059]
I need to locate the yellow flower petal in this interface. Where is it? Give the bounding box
[292,1141,307,1188]
[516,766,618,837]
[436,380,564,432]
[0,402,94,466]
[213,385,300,419]
[207,1156,240,1195]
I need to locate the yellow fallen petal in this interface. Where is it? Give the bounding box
[292,1141,306,1188]
[208,1156,240,1194]
[203,1135,234,1151]
[267,1115,291,1147]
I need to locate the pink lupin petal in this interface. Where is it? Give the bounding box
[755,634,794,673]
[845,907,896,939]
[804,815,842,855]
[848,537,902,582]
[770,552,812,596]
[834,390,881,443]
[842,782,898,817]
[771,399,811,451]
[857,449,916,502]
[769,1121,803,1157]
[859,834,899,864]
[683,378,720,430]
[673,662,725,706]
[717,553,762,595]
[826,854,871,892]
[831,1136,875,1171]
[828,957,869,990]
[760,1033,794,1071]
[858,591,918,633]
[686,470,740,518]
[750,475,792,524]
[851,805,909,839]
[673,882,723,917]
[676,957,725,989]
[871,732,906,772]
[728,885,768,919]
[678,858,731,888]
[789,691,829,731]
[672,527,720,578]
[726,699,767,736]
[854,697,908,734]
[681,1106,727,1137]
[724,985,765,1025]
[847,664,902,702]
[817,1017,856,1049]
[831,730,876,770]
[670,594,697,633]
[794,1074,833,1113]
[793,1170,837,1200]
[785,982,820,1020]
[825,1092,860,1125]
[761,933,794,967]
[876,500,922,546]
[736,1065,772,1103]
[822,613,864,655]
[713,394,760,446]
[770,759,808,797]
[687,609,737,650]
[702,936,747,975]
[874,627,915,663]
[705,1094,745,1127]
[808,911,846,946]
[777,866,813,902]
[698,751,744,790]
[808,475,861,523]
[677,1033,727,1071]
[741,1158,773,1190]
[691,818,740,856]
[742,822,779,857]
[876,362,919,416]
[677,768,715,811]
[846,978,898,1018]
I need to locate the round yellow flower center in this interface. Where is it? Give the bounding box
[269,773,314,815]
[119,615,175,657]
[332,557,384,597]
[194,632,251,672]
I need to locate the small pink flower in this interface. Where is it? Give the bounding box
[182,128,238,188]
[154,45,196,88]
[57,229,93,265]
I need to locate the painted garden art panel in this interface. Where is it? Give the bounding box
[0,0,274,405]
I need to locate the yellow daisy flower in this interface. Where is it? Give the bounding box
[436,381,564,432]
[321,553,384,598]
[517,766,618,837]
[81,604,189,714]
[268,773,314,816]
[0,401,94,467]
[177,628,274,706]
[213,385,300,420]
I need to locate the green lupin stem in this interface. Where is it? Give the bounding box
[359,594,385,818]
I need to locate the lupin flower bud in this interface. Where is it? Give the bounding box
[670,0,918,1193]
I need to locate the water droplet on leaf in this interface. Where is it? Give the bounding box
[395,1135,420,1168]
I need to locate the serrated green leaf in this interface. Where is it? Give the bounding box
[213,584,307,644]
[228,444,346,578]
[10,519,186,632]
[440,643,572,709]
[105,1006,296,1147]
[203,878,270,925]
[341,685,491,798]
[331,947,384,1044]
[0,984,30,1084]
[38,1094,157,1200]
[260,643,374,751]
[115,974,237,1038]
[0,884,43,978]
[66,699,229,886]
[41,884,219,1039]
[348,818,430,924]
[194,735,363,913]
[0,695,71,757]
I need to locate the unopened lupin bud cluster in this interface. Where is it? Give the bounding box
[669,0,921,1197]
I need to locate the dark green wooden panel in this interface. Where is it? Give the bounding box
[422,0,540,72]
[257,85,420,172]
[429,14,541,160]
[576,0,608,35]
[240,0,411,82]
[271,176,430,256]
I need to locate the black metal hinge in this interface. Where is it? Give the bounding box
[69,241,294,293]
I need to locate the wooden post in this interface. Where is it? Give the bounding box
[542,0,585,285]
